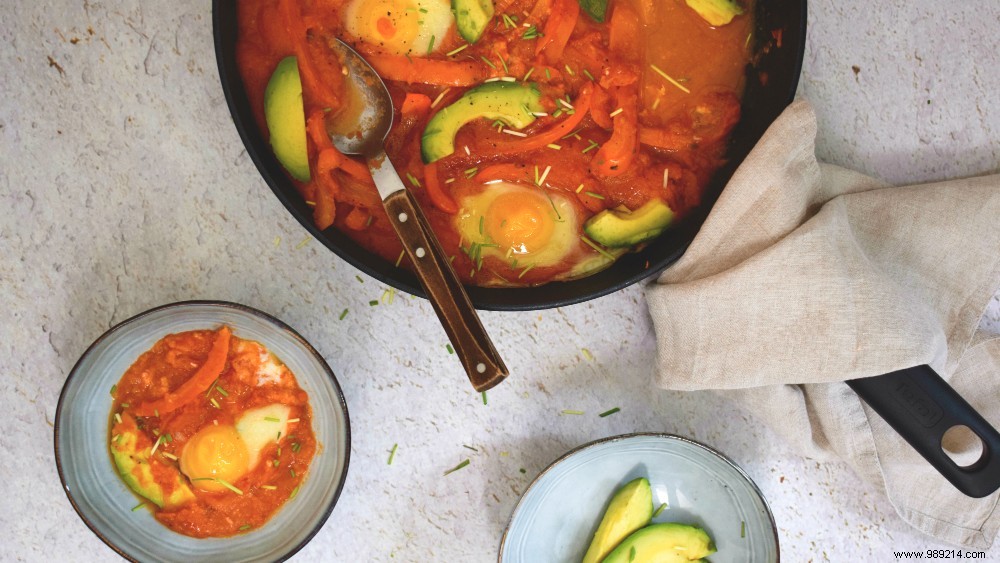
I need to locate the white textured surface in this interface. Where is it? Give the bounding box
[1,0,998,561]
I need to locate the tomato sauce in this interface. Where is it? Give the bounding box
[109,328,316,538]
[235,0,752,286]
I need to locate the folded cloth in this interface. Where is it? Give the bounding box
[645,100,1000,548]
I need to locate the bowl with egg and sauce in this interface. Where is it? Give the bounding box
[54,301,350,562]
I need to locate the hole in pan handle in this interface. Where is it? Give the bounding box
[846,364,1000,498]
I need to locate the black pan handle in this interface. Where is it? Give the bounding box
[847,365,1000,498]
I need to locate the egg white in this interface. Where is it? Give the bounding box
[235,404,292,470]
[343,0,454,56]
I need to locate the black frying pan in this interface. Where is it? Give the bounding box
[212,0,1000,498]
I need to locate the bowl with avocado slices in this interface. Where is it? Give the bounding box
[499,433,778,562]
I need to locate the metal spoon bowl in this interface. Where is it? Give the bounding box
[325,39,508,392]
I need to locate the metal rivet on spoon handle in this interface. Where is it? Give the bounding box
[325,39,508,391]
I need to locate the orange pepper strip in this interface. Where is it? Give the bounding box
[423,161,459,213]
[401,92,433,117]
[494,83,594,155]
[279,0,342,111]
[133,326,232,417]
[591,85,639,177]
[536,0,579,64]
[313,170,338,230]
[365,53,487,87]
[307,109,374,185]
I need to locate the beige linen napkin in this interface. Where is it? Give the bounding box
[646,100,1000,548]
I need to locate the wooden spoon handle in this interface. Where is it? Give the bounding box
[382,188,509,392]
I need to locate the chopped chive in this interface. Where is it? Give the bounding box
[239,524,252,531]
[479,215,485,234]
[652,502,667,517]
[537,165,551,186]
[598,407,620,417]
[339,308,349,320]
[741,520,746,538]
[519,468,527,474]
[162,452,178,461]
[273,459,280,467]
[561,409,585,415]
[482,391,488,405]
[552,108,564,118]
[290,468,296,478]
[522,25,541,39]
[264,416,280,422]
[584,191,606,200]
[154,409,159,418]
[581,236,616,260]
[518,264,535,279]
[277,431,282,442]
[114,413,122,424]
[388,443,398,465]
[277,446,282,456]
[291,442,301,453]
[443,459,471,475]
[522,67,535,81]
[405,172,422,188]
[149,435,165,456]
[288,418,300,423]
[480,56,497,70]
[205,377,219,397]
[502,13,517,28]
[609,107,624,118]
[564,64,574,76]
[546,143,562,150]
[652,97,662,110]
[465,166,479,178]
[261,485,277,490]
[582,140,600,153]
[120,403,129,408]
[215,386,228,397]
[582,68,596,81]
[210,398,221,409]
[369,299,379,306]
[110,384,117,397]
[446,343,454,354]
[662,168,670,188]
[395,249,406,267]
[650,64,691,94]
[296,237,310,249]
[215,478,243,495]
[494,50,509,73]
[356,275,364,283]
[502,128,527,137]
[111,433,120,443]
[431,88,450,108]
[427,35,435,55]
[545,68,551,79]
[274,236,281,247]
[561,127,585,140]
[131,502,146,512]
[463,444,479,452]
[290,485,300,500]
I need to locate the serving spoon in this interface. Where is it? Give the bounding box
[324,38,508,392]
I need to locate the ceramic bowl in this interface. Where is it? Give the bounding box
[54,301,350,562]
[500,433,778,562]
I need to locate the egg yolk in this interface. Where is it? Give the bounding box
[180,425,250,492]
[484,191,556,254]
[350,0,420,55]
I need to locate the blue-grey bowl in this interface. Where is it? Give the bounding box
[499,433,779,562]
[54,301,350,562]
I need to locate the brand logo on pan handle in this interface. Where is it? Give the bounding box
[891,380,943,428]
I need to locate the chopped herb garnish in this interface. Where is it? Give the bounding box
[446,343,454,354]
[584,191,606,200]
[111,433,120,443]
[546,143,562,150]
[215,386,228,397]
[261,485,277,490]
[264,416,280,423]
[388,443,398,465]
[495,50,509,73]
[356,274,364,283]
[427,35,435,55]
[369,299,379,306]
[522,25,541,39]
[582,68,596,81]
[405,172,422,188]
[741,520,746,538]
[564,64,574,75]
[150,435,164,456]
[296,237,310,249]
[205,377,219,397]
[545,68,551,79]
[239,524,252,531]
[215,478,244,495]
[290,485,300,500]
[339,308,349,320]
[110,384,117,397]
[465,166,479,178]
[463,444,479,452]
[650,64,691,94]
[482,391,488,405]
[480,56,497,70]
[582,140,600,153]
[273,459,280,467]
[479,215,485,234]
[162,452,178,461]
[154,409,159,418]
[519,467,526,474]
[522,67,535,81]
[131,502,145,512]
[561,409,585,415]
[210,398,221,409]
[653,502,667,517]
[609,107,624,117]
[581,235,616,260]
[395,249,406,267]
[443,459,471,475]
[114,413,122,424]
[291,442,301,453]
[598,407,620,417]
[518,264,535,279]
[288,418,300,423]
[502,13,517,28]
[290,468,296,478]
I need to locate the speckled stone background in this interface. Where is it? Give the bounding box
[2,0,998,561]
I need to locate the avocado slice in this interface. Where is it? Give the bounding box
[583,199,674,248]
[601,522,716,563]
[265,56,311,182]
[582,477,653,563]
[421,81,543,163]
[684,0,744,26]
[452,0,495,44]
[110,414,194,509]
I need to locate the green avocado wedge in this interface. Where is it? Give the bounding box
[264,56,311,182]
[581,477,653,563]
[110,414,194,509]
[421,81,542,163]
[583,199,674,248]
[601,522,717,563]
[452,0,495,43]
[685,0,744,26]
